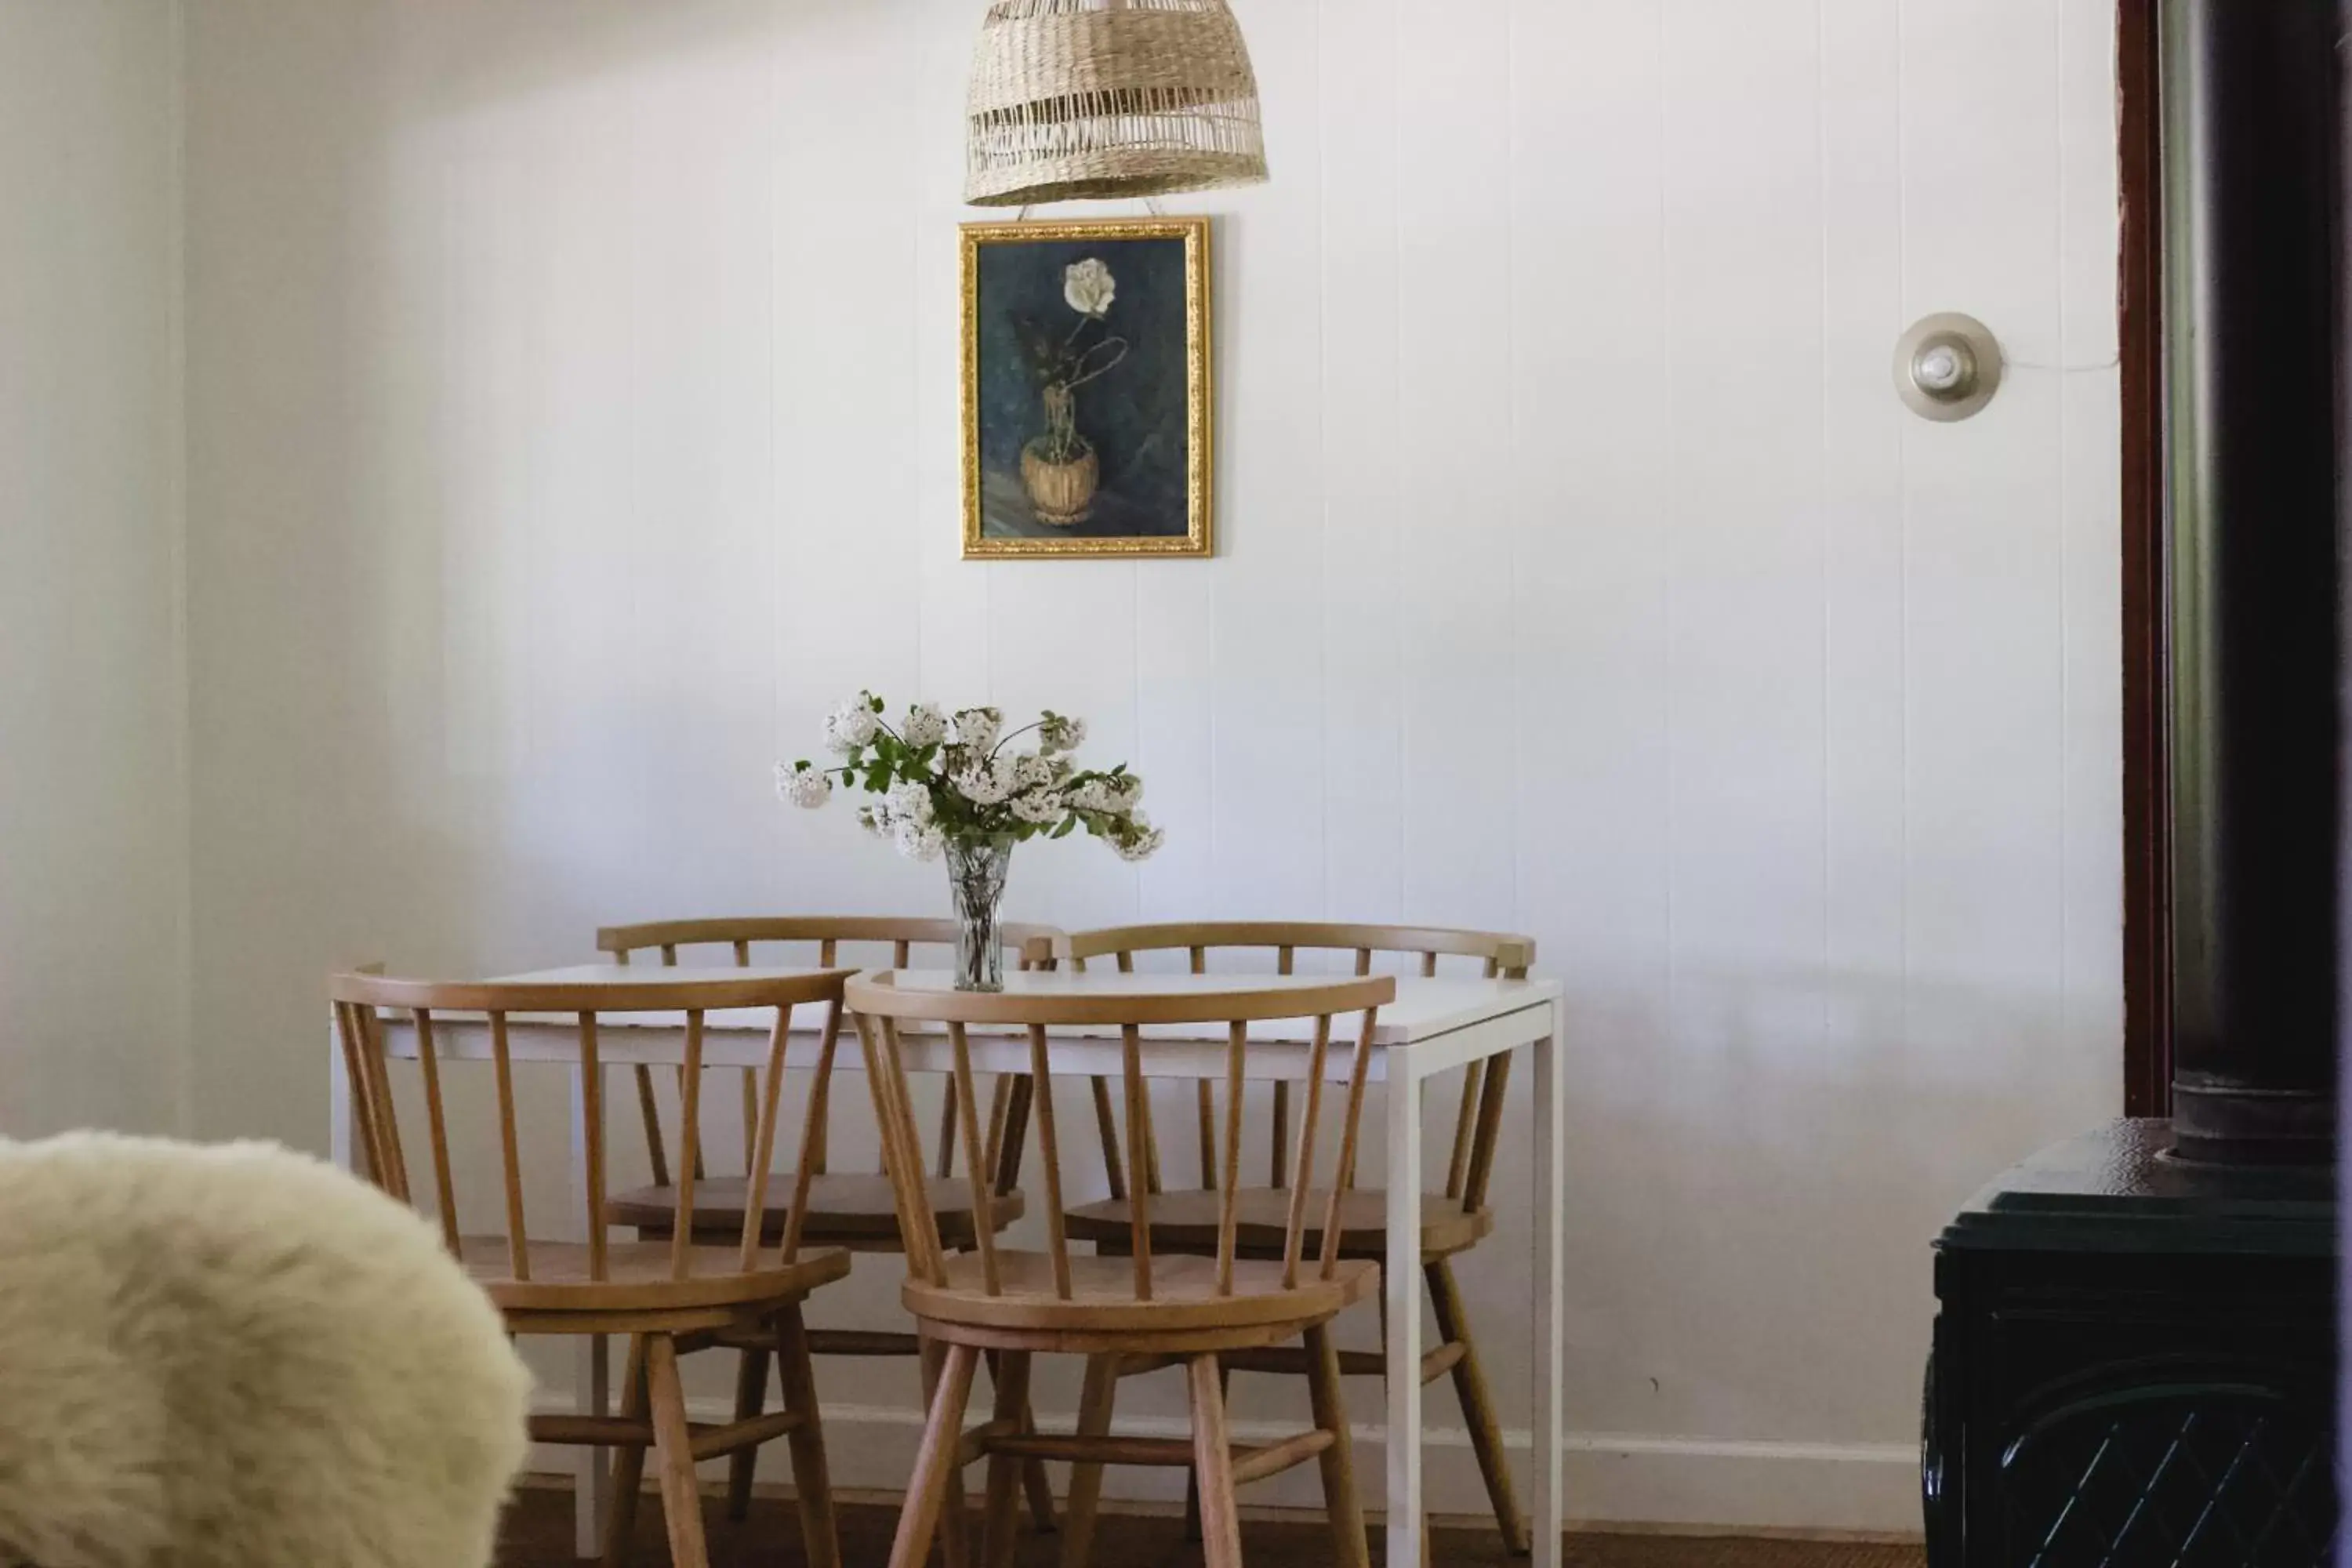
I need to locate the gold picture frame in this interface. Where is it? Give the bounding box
[960,216,1213,558]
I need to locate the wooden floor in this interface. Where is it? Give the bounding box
[498,1483,1926,1568]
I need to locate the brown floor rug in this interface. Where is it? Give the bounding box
[498,1483,1925,1568]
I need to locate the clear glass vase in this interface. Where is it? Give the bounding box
[946,835,1014,992]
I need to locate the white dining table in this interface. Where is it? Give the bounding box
[328,965,1566,1568]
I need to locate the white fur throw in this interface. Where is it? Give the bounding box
[0,1134,530,1568]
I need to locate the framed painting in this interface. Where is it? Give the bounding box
[960,216,1213,558]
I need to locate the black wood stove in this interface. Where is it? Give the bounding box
[1923,3,2343,1563]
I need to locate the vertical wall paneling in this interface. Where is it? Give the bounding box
[179,0,2125,1533]
[1394,3,1516,931]
[0,0,190,1137]
[1509,0,1675,1447]
[1315,0,1406,927]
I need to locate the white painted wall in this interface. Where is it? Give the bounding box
[0,0,190,1138]
[180,0,2124,1534]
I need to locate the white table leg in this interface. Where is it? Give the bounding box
[1531,1018,1565,1568]
[1385,1069,1425,1568]
[571,1065,608,1558]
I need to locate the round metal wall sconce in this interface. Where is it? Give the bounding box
[1894,312,2002,421]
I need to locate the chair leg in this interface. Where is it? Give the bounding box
[1188,1354,1244,1568]
[602,1334,650,1568]
[894,1341,981,1568]
[981,1349,1054,1533]
[981,1352,1033,1568]
[1427,1258,1530,1554]
[776,1305,842,1568]
[1305,1323,1370,1568]
[920,1337,974,1568]
[1182,1357,1231,1541]
[645,1336,710,1568]
[1021,1444,1058,1534]
[1057,1354,1120,1568]
[725,1345,772,1522]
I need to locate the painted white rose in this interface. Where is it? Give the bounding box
[1064,258,1116,318]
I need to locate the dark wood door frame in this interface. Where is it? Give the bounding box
[2119,0,2169,1117]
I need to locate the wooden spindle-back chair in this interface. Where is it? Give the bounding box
[1028,921,1537,1555]
[595,916,1062,1532]
[848,968,1395,1568]
[328,969,855,1568]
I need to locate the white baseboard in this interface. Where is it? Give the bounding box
[530,1394,1922,1538]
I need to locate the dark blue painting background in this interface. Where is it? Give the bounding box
[975,235,1189,539]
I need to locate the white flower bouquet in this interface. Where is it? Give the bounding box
[777,694,1162,989]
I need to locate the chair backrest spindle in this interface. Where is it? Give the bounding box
[1319,1007,1381,1279]
[947,1023,1003,1294]
[1026,1024,1075,1300]
[579,1011,607,1282]
[849,971,1391,1316]
[333,1001,390,1197]
[1214,1019,1247,1294]
[1445,1062,1485,1199]
[851,973,1383,1316]
[779,1000,844,1265]
[488,1012,530,1280]
[736,1003,793,1271]
[669,1011,706,1279]
[989,1075,1031,1198]
[1120,1023,1154,1300]
[410,1010,462,1257]
[328,970,850,1302]
[855,1013,947,1287]
[1195,1081,1218,1191]
[1461,1051,1513,1212]
[1091,1078,1127,1200]
[1032,923,1534,1207]
[1279,1013,1333,1289]
[633,1066,672,1188]
[597,916,1062,1202]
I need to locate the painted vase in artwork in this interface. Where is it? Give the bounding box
[1021,384,1099,524]
[1018,259,1127,528]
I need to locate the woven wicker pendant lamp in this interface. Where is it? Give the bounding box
[964,0,1269,206]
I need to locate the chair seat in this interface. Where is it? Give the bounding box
[605,1172,1026,1250]
[461,1236,850,1313]
[903,1250,1379,1338]
[1065,1186,1494,1259]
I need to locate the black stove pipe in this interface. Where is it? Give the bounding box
[2161,0,2344,1166]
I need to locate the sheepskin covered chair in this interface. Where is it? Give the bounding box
[0,1133,531,1568]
